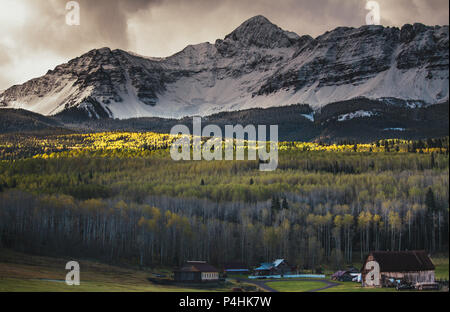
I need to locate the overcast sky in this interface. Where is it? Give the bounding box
[0,0,448,90]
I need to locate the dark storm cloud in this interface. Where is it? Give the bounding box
[17,0,160,54]
[0,0,448,90]
[76,0,162,47]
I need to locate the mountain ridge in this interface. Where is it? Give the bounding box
[0,16,448,120]
[1,99,447,143]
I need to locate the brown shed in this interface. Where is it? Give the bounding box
[361,250,435,287]
[174,261,219,283]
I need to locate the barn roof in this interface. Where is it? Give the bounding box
[273,259,286,267]
[254,262,273,271]
[254,259,286,271]
[365,251,435,272]
[178,261,219,273]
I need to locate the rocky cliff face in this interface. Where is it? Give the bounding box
[0,16,448,119]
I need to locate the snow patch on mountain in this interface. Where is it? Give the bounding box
[338,110,376,122]
[383,127,406,131]
[301,112,315,122]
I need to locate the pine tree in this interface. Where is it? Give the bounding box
[425,187,436,212]
[282,197,289,210]
[271,195,281,211]
[425,187,438,252]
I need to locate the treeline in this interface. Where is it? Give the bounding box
[0,172,447,269]
[0,151,448,203]
[0,134,448,269]
[1,133,448,161]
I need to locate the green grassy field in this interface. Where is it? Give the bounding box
[0,278,210,292]
[433,258,449,280]
[0,249,237,292]
[265,280,328,292]
[319,282,397,292]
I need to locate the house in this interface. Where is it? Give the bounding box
[361,250,435,287]
[223,263,249,275]
[254,259,291,276]
[174,261,219,283]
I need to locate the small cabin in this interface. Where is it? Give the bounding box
[361,250,435,287]
[174,261,219,283]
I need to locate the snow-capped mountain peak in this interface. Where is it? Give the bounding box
[219,15,300,49]
[0,16,448,120]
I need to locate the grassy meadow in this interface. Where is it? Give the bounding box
[0,249,242,292]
